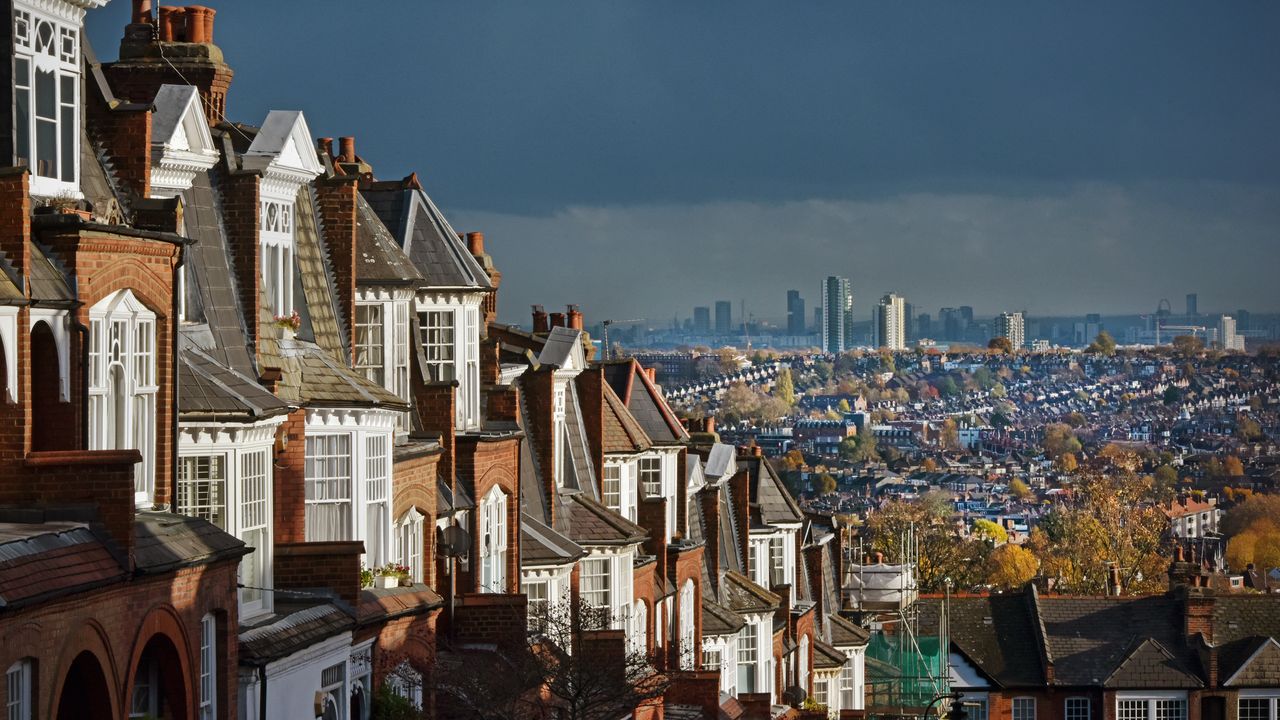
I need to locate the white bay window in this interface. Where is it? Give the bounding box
[478,486,508,593]
[357,291,413,432]
[417,293,483,432]
[305,434,352,540]
[303,410,396,568]
[13,1,81,196]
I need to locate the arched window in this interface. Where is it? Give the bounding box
[679,580,696,669]
[396,508,425,583]
[479,486,507,593]
[30,321,64,450]
[6,658,34,720]
[88,290,156,506]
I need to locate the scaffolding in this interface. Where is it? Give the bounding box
[842,524,949,717]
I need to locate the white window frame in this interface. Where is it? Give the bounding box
[302,411,396,570]
[305,433,353,541]
[639,455,661,498]
[6,659,33,720]
[602,462,621,513]
[259,197,294,317]
[89,290,157,507]
[552,384,567,487]
[419,309,455,383]
[738,621,758,694]
[631,601,648,657]
[178,454,227,528]
[479,486,508,593]
[416,293,483,432]
[839,654,856,710]
[798,635,809,695]
[354,303,385,386]
[581,556,611,614]
[396,508,425,584]
[365,434,390,567]
[1237,693,1279,720]
[199,614,217,720]
[679,580,696,670]
[1013,697,1037,720]
[961,693,990,720]
[1116,693,1188,720]
[13,0,81,197]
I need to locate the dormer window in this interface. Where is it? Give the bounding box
[260,198,294,316]
[13,1,82,196]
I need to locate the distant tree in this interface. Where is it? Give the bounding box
[919,489,955,520]
[837,398,852,413]
[1086,330,1117,356]
[972,367,995,390]
[838,434,880,464]
[1222,495,1280,538]
[814,473,838,496]
[867,500,988,592]
[1008,478,1033,501]
[990,411,1010,428]
[1041,423,1082,461]
[1065,412,1086,428]
[1057,452,1078,473]
[986,545,1039,589]
[1162,386,1182,405]
[987,337,1013,354]
[773,368,796,407]
[1237,415,1264,442]
[1171,335,1205,357]
[991,383,1007,399]
[972,518,1008,544]
[718,383,759,424]
[939,418,960,451]
[781,449,806,471]
[922,457,938,472]
[1153,465,1179,500]
[936,376,960,398]
[1224,455,1245,477]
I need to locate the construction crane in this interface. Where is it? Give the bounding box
[1155,322,1205,346]
[600,318,645,360]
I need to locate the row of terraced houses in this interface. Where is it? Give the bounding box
[0,1,870,718]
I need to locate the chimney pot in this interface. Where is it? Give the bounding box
[567,304,583,331]
[549,312,566,329]
[185,6,214,43]
[645,366,657,382]
[318,137,334,158]
[132,0,153,24]
[338,137,356,163]
[751,445,762,457]
[705,417,716,434]
[532,305,549,334]
[466,231,485,256]
[158,6,182,41]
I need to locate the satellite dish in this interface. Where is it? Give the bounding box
[783,685,807,708]
[438,525,471,558]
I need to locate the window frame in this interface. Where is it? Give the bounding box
[354,303,385,386]
[89,290,157,507]
[1237,696,1278,720]
[259,197,294,317]
[419,309,455,383]
[1116,693,1188,720]
[581,557,612,613]
[12,1,80,196]
[1065,697,1091,720]
[199,614,216,720]
[478,486,508,593]
[1012,696,1037,720]
[304,433,353,542]
[6,658,33,720]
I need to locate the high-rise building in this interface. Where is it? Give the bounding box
[813,307,823,334]
[786,290,806,336]
[1237,309,1251,333]
[874,293,907,350]
[940,307,963,341]
[1217,315,1245,351]
[693,306,711,333]
[1186,293,1198,317]
[822,276,853,353]
[995,311,1025,350]
[903,302,915,343]
[916,312,932,339]
[714,300,732,334]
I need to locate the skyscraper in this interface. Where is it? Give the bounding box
[996,311,1025,350]
[1217,315,1245,351]
[786,290,806,336]
[822,276,853,353]
[693,306,711,333]
[715,300,732,334]
[874,293,907,350]
[1186,293,1198,317]
[903,302,915,343]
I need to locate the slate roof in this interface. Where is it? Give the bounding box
[720,570,780,614]
[538,326,583,369]
[295,185,348,360]
[562,495,647,546]
[354,192,423,286]
[602,381,653,455]
[1221,638,1280,687]
[602,360,689,444]
[355,584,444,624]
[240,602,355,665]
[361,182,491,290]
[920,594,1043,688]
[177,344,290,419]
[0,522,126,608]
[274,337,406,408]
[704,443,738,482]
[828,612,871,648]
[133,510,250,574]
[521,512,584,566]
[1037,594,1196,687]
[28,242,73,302]
[1104,637,1202,689]
[813,639,848,669]
[702,598,747,636]
[741,457,804,526]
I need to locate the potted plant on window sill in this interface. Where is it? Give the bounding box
[35,193,93,221]
[273,311,301,339]
[372,563,412,589]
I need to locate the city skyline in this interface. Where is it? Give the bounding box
[83,2,1280,325]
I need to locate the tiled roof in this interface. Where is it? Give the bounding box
[1104,637,1202,689]
[813,639,847,669]
[134,511,249,573]
[742,457,803,526]
[355,584,443,624]
[296,185,348,360]
[275,337,406,408]
[1222,637,1280,687]
[602,381,652,455]
[240,602,355,664]
[562,495,647,546]
[521,512,584,565]
[0,522,125,608]
[354,192,423,285]
[361,184,491,290]
[602,360,689,445]
[1038,594,1195,687]
[828,612,870,648]
[921,594,1043,688]
[28,242,73,302]
[721,570,780,614]
[177,345,290,419]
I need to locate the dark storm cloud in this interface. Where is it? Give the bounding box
[88,2,1280,315]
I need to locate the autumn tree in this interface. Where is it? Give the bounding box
[774,368,796,407]
[1237,415,1264,442]
[987,337,1013,354]
[1086,330,1117,356]
[1057,452,1079,473]
[922,458,938,472]
[1042,423,1082,461]
[1153,465,1179,500]
[1224,495,1280,570]
[1224,456,1245,477]
[866,499,989,592]
[972,518,1008,544]
[1171,335,1204,357]
[838,434,880,464]
[718,382,759,424]
[1008,478,1033,501]
[813,473,838,496]
[986,545,1039,589]
[939,418,960,451]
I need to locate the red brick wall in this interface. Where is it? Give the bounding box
[0,169,30,278]
[273,409,307,544]
[316,177,357,361]
[0,558,240,720]
[104,53,233,126]
[456,435,521,594]
[216,171,262,356]
[86,98,151,201]
[412,380,456,488]
[575,367,606,488]
[453,592,527,649]
[274,541,363,607]
[670,544,705,671]
[362,609,440,712]
[666,670,721,718]
[393,450,441,588]
[25,449,140,562]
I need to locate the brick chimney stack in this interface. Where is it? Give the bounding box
[567,305,584,331]
[467,231,500,328]
[532,305,549,334]
[467,231,485,256]
[550,312,566,329]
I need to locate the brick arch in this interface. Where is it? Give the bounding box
[122,604,195,720]
[81,262,174,319]
[48,618,121,720]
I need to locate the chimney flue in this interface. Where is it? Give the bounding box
[549,312,566,329]
[532,305,549,334]
[185,6,214,43]
[567,304,583,330]
[132,0,153,24]
[338,137,356,163]
[466,231,485,256]
[318,137,334,158]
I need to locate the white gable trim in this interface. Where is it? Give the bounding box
[243,110,323,198]
[150,85,219,198]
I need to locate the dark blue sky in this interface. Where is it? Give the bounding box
[88,2,1280,323]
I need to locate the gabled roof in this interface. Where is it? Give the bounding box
[275,338,406,408]
[602,359,689,444]
[741,457,803,526]
[702,597,746,637]
[538,326,586,371]
[720,570,780,614]
[828,612,870,648]
[813,639,848,669]
[242,110,324,179]
[602,381,653,455]
[704,443,738,482]
[240,602,354,665]
[151,85,218,162]
[361,181,491,290]
[354,192,424,286]
[1221,637,1280,687]
[1103,637,1203,689]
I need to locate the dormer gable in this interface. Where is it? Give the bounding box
[538,326,587,376]
[149,85,218,198]
[241,109,323,194]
